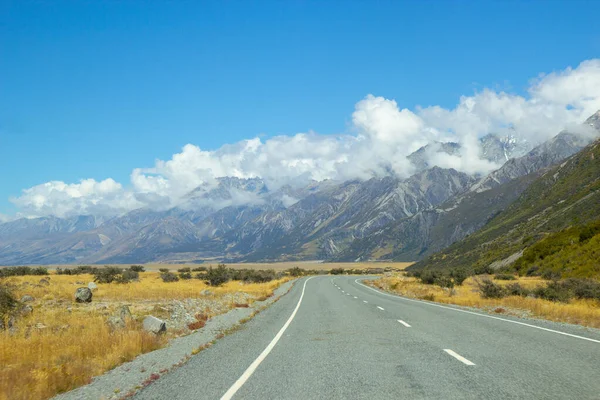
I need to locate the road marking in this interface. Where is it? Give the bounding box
[363,300,368,303]
[221,277,314,400]
[353,296,358,299]
[397,320,411,327]
[377,306,385,311]
[444,349,475,366]
[354,279,600,344]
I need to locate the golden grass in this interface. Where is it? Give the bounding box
[0,273,289,400]
[371,275,600,328]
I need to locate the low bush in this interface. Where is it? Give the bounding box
[205,264,230,286]
[541,270,561,280]
[118,269,139,283]
[330,268,345,275]
[192,266,207,272]
[93,267,123,284]
[177,267,191,273]
[287,267,304,277]
[505,283,529,297]
[494,274,517,280]
[0,283,18,328]
[56,265,97,275]
[94,267,139,284]
[473,265,494,275]
[449,269,468,286]
[160,272,179,283]
[129,265,145,272]
[566,278,600,300]
[158,268,169,273]
[434,276,455,289]
[525,265,540,276]
[419,270,440,285]
[179,272,192,280]
[534,281,571,303]
[0,266,49,278]
[477,279,506,298]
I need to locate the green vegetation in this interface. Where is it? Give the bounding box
[412,140,600,279]
[475,277,600,302]
[0,266,48,277]
[93,267,139,284]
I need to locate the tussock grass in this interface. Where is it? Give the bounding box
[0,272,289,400]
[371,275,600,328]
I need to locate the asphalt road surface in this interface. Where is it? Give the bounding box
[135,276,600,399]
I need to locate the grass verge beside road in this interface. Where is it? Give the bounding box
[0,270,290,400]
[369,274,600,328]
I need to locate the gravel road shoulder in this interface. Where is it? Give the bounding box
[52,279,296,400]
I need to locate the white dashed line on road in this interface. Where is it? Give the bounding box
[397,320,411,328]
[363,300,368,303]
[444,349,475,366]
[377,306,385,311]
[353,296,358,299]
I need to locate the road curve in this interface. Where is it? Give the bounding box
[135,276,600,399]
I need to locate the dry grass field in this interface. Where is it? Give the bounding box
[0,271,290,400]
[370,274,600,328]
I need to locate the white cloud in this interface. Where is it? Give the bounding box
[9,59,600,218]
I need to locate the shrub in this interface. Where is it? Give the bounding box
[56,265,97,275]
[0,283,18,328]
[230,269,277,283]
[533,281,571,303]
[477,279,506,298]
[563,278,600,301]
[494,274,517,281]
[419,270,440,285]
[287,267,304,277]
[541,270,561,280]
[473,265,494,275]
[525,265,540,276]
[93,267,124,283]
[117,269,139,283]
[129,265,145,272]
[205,264,230,286]
[330,268,345,275]
[450,269,468,286]
[434,276,455,289]
[179,272,192,280]
[160,272,179,283]
[505,283,529,297]
[187,320,206,330]
[177,267,191,273]
[192,267,207,272]
[158,268,169,273]
[0,266,49,278]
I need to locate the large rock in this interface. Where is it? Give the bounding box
[87,282,98,291]
[20,295,34,303]
[75,287,93,303]
[143,316,166,334]
[39,278,50,286]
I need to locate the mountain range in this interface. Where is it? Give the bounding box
[1,112,598,265]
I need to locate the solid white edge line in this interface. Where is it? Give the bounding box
[377,306,385,311]
[397,319,411,328]
[354,279,600,344]
[221,276,315,400]
[444,349,475,366]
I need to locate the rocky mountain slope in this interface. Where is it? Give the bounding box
[0,116,597,265]
[410,136,600,277]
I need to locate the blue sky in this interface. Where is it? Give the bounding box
[2,1,600,218]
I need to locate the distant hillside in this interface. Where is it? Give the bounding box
[410,138,600,278]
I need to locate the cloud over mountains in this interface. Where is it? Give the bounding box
[10,59,600,219]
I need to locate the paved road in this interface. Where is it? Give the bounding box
[135,276,600,399]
